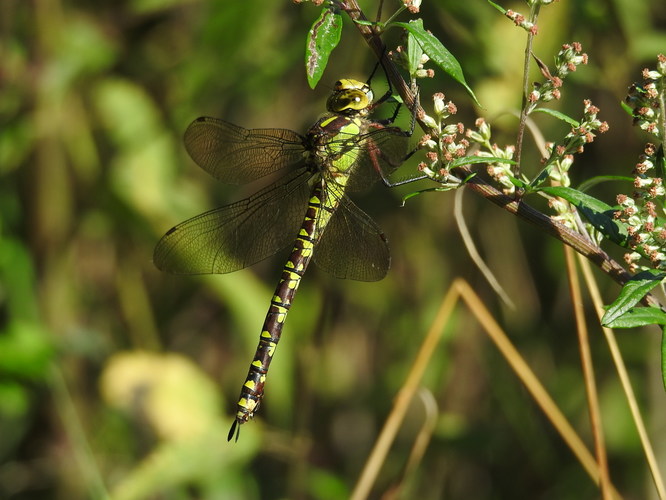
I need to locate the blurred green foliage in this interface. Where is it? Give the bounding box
[2,0,666,499]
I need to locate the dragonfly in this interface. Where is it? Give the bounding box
[154,77,413,441]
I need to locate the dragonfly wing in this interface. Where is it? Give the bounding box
[154,168,312,274]
[184,117,306,184]
[345,127,410,192]
[314,195,390,282]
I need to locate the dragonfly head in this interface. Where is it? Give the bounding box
[326,79,374,116]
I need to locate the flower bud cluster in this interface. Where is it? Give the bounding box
[614,143,666,272]
[391,46,434,79]
[547,196,581,232]
[539,100,607,224]
[547,150,573,187]
[543,144,579,229]
[625,54,665,139]
[402,0,421,13]
[466,118,518,195]
[544,100,608,169]
[417,93,467,183]
[505,9,537,35]
[527,43,588,114]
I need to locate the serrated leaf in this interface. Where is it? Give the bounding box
[539,186,628,245]
[532,107,580,127]
[392,20,480,106]
[602,270,666,326]
[603,306,666,328]
[305,6,343,89]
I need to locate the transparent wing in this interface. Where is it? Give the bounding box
[314,194,390,282]
[184,117,306,185]
[345,126,411,192]
[154,168,313,274]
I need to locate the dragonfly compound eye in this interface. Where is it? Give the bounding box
[327,87,373,114]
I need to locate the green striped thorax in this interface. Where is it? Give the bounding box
[309,79,376,183]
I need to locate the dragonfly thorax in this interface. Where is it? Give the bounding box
[326,78,374,116]
[305,114,366,177]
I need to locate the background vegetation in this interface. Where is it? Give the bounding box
[2,0,666,498]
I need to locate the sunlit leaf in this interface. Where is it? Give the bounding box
[603,306,666,328]
[539,186,628,245]
[392,20,480,106]
[532,107,579,127]
[602,270,666,326]
[305,6,343,89]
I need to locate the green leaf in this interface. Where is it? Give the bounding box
[401,172,476,204]
[392,20,480,106]
[406,25,425,77]
[539,186,614,213]
[603,306,666,328]
[539,186,628,245]
[305,6,343,89]
[449,155,516,168]
[486,0,507,15]
[576,175,633,193]
[528,155,558,189]
[401,185,459,204]
[620,100,634,117]
[532,107,580,127]
[507,175,528,189]
[656,144,665,180]
[602,270,666,326]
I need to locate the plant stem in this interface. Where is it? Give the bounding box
[514,4,540,179]
[341,0,663,311]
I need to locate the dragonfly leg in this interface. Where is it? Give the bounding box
[375,145,431,188]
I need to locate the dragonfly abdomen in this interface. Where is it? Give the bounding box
[229,182,338,440]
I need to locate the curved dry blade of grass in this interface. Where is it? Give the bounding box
[349,284,459,500]
[578,254,666,500]
[456,278,622,499]
[564,245,612,500]
[454,188,515,309]
[50,365,110,499]
[351,278,624,500]
[378,389,439,500]
[396,388,439,497]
